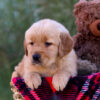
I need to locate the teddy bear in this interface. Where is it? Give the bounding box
[73,0,100,75]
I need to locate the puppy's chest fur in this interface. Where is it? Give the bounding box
[25,63,59,77]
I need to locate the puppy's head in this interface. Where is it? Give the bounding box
[24,19,73,67]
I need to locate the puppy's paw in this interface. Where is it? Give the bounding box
[24,73,42,90]
[52,73,70,91]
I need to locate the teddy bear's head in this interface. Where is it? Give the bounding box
[74,0,100,36]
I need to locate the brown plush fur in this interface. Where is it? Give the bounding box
[73,0,100,75]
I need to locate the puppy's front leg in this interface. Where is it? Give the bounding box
[24,72,42,90]
[52,71,71,91]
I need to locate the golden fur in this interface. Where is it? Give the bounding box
[11,19,77,91]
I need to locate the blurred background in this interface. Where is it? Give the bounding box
[0,0,78,99]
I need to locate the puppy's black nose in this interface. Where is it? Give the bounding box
[33,53,41,62]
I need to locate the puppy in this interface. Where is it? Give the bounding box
[11,19,77,91]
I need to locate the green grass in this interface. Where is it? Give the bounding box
[0,67,13,100]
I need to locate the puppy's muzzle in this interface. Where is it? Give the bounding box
[32,53,41,64]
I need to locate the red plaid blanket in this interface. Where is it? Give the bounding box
[12,73,100,100]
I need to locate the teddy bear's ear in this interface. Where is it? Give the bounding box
[58,33,73,58]
[24,39,28,56]
[73,0,87,16]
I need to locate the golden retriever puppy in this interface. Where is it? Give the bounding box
[11,19,77,91]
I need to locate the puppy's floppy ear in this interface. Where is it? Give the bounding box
[24,39,28,56]
[58,33,73,58]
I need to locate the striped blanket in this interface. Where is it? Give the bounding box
[12,73,100,100]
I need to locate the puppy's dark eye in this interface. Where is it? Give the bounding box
[45,42,52,47]
[30,42,34,46]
